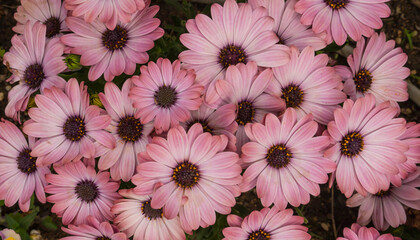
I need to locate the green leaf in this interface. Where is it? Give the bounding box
[0,200,4,206]
[5,214,20,229]
[19,208,39,230]
[41,216,58,231]
[15,228,31,240]
[0,47,5,58]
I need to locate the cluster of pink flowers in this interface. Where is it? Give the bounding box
[1,0,418,239]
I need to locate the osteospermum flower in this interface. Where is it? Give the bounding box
[45,161,120,225]
[98,80,154,181]
[61,3,164,81]
[240,110,336,209]
[295,0,391,45]
[129,58,204,134]
[13,0,68,38]
[179,0,290,103]
[3,21,66,121]
[23,78,115,166]
[338,223,401,240]
[325,94,408,197]
[61,216,128,240]
[111,189,185,240]
[132,124,242,232]
[222,207,310,240]
[64,0,145,30]
[335,32,409,105]
[267,46,346,125]
[214,62,285,152]
[346,167,420,231]
[182,103,238,151]
[0,120,50,212]
[249,0,326,51]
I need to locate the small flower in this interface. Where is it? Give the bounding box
[0,119,50,212]
[23,78,115,166]
[45,161,120,225]
[111,189,185,240]
[61,216,128,240]
[325,94,408,197]
[129,58,204,134]
[222,207,310,240]
[132,124,242,232]
[0,229,21,240]
[335,32,409,105]
[338,223,401,240]
[346,167,420,231]
[240,110,336,209]
[295,0,391,45]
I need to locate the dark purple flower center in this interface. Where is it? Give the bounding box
[354,69,373,93]
[75,180,99,202]
[118,116,143,142]
[282,85,304,108]
[186,120,213,134]
[102,25,128,50]
[236,101,255,125]
[17,149,37,174]
[141,200,163,220]
[24,63,45,89]
[63,116,86,141]
[44,16,61,38]
[266,144,291,169]
[172,161,200,188]
[154,85,177,108]
[325,0,349,9]
[248,229,271,240]
[96,238,111,240]
[341,132,364,157]
[219,45,247,69]
[375,190,391,197]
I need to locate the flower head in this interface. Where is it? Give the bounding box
[61,216,128,240]
[338,223,401,240]
[0,229,21,240]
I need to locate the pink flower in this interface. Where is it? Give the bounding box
[346,167,420,231]
[61,216,127,240]
[249,0,326,51]
[23,78,116,166]
[213,62,285,152]
[182,103,238,152]
[295,0,391,45]
[267,46,346,125]
[0,119,50,212]
[179,0,290,104]
[45,161,120,225]
[64,0,145,30]
[338,223,401,240]
[3,21,66,121]
[335,32,409,105]
[222,207,310,240]
[14,0,68,38]
[0,229,21,240]
[111,189,185,240]
[132,124,242,232]
[240,110,336,209]
[61,3,164,81]
[325,94,408,198]
[98,80,154,181]
[129,58,204,134]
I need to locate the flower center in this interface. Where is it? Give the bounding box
[354,69,373,93]
[325,0,349,9]
[24,64,45,89]
[375,190,391,197]
[219,45,247,69]
[141,200,163,220]
[154,85,177,108]
[102,25,128,51]
[17,149,37,174]
[248,229,271,240]
[75,180,99,202]
[118,116,143,142]
[236,101,255,125]
[266,144,291,169]
[282,85,304,108]
[96,238,111,240]
[63,116,86,141]
[340,132,364,157]
[44,16,61,38]
[186,120,213,134]
[172,161,200,188]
